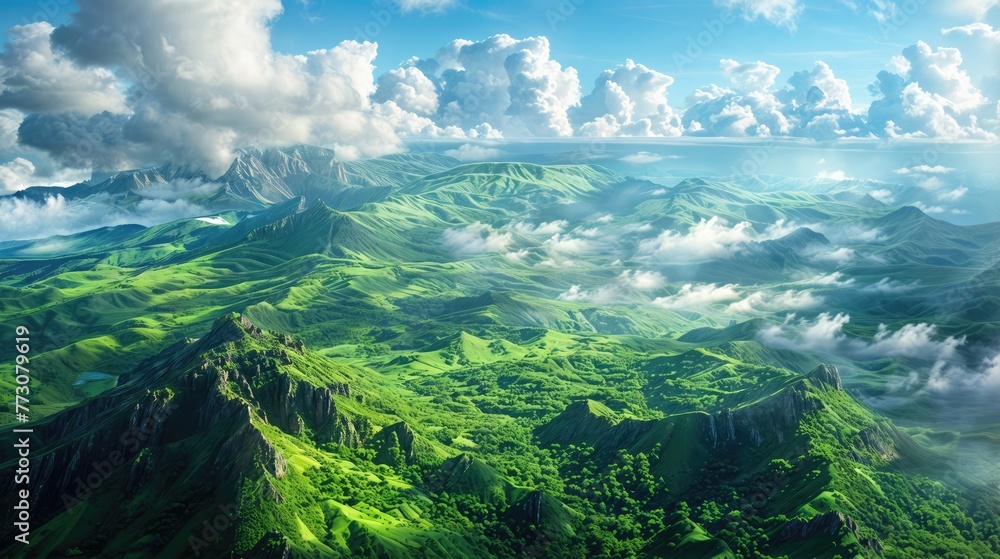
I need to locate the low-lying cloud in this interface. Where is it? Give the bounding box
[0,193,212,241]
[759,312,964,363]
[441,222,512,255]
[638,216,753,262]
[652,282,741,309]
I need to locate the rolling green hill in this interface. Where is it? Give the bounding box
[1,152,999,558]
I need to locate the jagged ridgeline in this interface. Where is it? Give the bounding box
[1,148,1000,558]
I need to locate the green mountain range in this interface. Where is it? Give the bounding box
[1,147,999,558]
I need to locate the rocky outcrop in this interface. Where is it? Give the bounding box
[370,421,418,466]
[779,511,860,541]
[808,364,843,391]
[0,312,351,535]
[704,383,819,448]
[851,424,899,465]
[257,374,362,444]
[215,408,287,482]
[778,511,882,554]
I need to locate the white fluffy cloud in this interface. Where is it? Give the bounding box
[0,22,126,115]
[510,220,567,236]
[558,269,666,304]
[942,23,1000,42]
[868,41,994,139]
[374,35,581,139]
[682,60,791,137]
[441,222,512,255]
[3,0,405,175]
[543,233,596,256]
[618,270,667,290]
[0,193,217,241]
[728,288,823,313]
[652,283,742,309]
[372,66,439,117]
[638,216,753,262]
[808,271,856,287]
[758,312,1000,394]
[760,312,965,362]
[443,143,502,161]
[573,59,683,137]
[807,246,856,265]
[861,277,917,294]
[0,157,35,193]
[683,59,867,139]
[0,2,996,184]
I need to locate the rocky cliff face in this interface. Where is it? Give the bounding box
[370,421,418,466]
[702,365,845,449]
[778,511,883,556]
[704,382,819,448]
[0,313,369,547]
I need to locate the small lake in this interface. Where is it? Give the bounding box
[73,372,115,387]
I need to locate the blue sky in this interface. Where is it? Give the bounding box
[0,0,996,192]
[4,0,992,107]
[259,0,999,107]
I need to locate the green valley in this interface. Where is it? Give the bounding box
[1,147,999,558]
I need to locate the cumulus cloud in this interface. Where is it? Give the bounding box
[3,0,405,175]
[759,312,965,362]
[681,60,789,137]
[441,222,511,255]
[503,248,530,263]
[759,312,1000,394]
[375,35,581,139]
[683,58,866,140]
[928,353,1000,392]
[638,216,753,262]
[652,283,741,309]
[778,61,866,139]
[573,59,682,137]
[372,66,439,116]
[0,22,127,115]
[867,41,994,139]
[912,201,947,214]
[714,0,803,29]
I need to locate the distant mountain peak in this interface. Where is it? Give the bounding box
[776,227,831,248]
